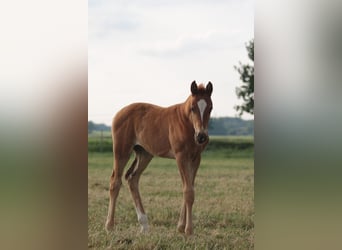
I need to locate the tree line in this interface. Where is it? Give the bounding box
[88,118,253,136]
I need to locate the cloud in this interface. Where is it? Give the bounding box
[100,14,140,34]
[89,3,141,39]
[89,0,242,8]
[88,0,254,122]
[139,30,242,57]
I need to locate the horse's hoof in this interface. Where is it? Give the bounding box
[177,224,185,233]
[140,226,149,234]
[185,228,193,236]
[105,220,114,232]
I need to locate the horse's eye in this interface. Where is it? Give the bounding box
[190,106,195,112]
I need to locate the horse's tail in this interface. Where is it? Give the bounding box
[125,145,148,180]
[125,158,137,180]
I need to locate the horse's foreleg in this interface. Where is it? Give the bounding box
[177,201,186,233]
[177,184,194,235]
[176,155,199,236]
[176,159,186,233]
[184,183,195,235]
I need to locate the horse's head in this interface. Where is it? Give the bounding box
[188,81,213,145]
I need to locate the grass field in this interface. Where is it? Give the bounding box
[88,136,254,249]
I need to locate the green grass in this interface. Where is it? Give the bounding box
[88,133,254,155]
[88,137,254,249]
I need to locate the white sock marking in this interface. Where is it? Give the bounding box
[136,208,149,233]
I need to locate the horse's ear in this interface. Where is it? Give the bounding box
[206,81,213,95]
[191,81,198,95]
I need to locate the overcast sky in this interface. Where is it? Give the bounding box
[89,0,254,125]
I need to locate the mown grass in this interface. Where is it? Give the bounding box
[88,137,254,249]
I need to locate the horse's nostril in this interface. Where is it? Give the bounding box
[197,133,207,144]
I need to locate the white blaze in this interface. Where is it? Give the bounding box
[197,99,207,122]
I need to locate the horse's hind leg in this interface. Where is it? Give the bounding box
[105,149,131,232]
[125,145,153,233]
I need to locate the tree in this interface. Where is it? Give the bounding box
[88,121,95,133]
[234,39,254,116]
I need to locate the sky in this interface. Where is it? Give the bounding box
[89,0,254,126]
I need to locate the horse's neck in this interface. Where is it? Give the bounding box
[174,98,192,128]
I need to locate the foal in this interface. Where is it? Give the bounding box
[105,81,213,236]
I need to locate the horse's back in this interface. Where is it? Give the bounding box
[113,102,163,130]
[112,102,177,157]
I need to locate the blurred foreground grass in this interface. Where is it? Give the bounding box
[88,136,254,249]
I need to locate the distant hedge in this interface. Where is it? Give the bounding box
[88,137,112,152]
[88,136,253,153]
[205,138,254,151]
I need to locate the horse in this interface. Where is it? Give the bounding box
[105,81,213,236]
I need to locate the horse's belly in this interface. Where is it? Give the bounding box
[135,139,175,159]
[158,150,175,159]
[147,145,175,159]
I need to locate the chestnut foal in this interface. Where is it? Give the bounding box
[105,81,213,236]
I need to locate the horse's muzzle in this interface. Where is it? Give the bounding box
[196,132,208,144]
